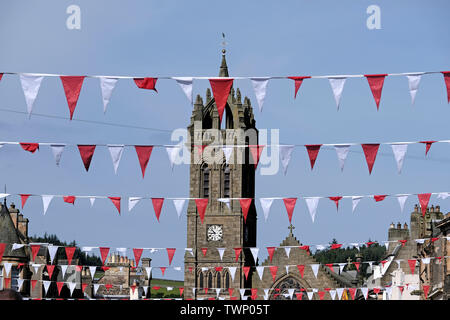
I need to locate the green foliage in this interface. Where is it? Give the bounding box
[29,232,102,266]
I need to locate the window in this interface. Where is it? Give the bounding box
[199,272,204,289]
[225,272,230,289]
[10,267,19,291]
[223,165,230,198]
[202,164,210,198]
[208,272,213,289]
[216,272,221,288]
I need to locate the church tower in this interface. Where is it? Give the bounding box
[183,50,258,299]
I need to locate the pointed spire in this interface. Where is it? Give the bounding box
[219,49,229,77]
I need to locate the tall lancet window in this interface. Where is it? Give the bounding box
[223,165,230,198]
[216,272,221,288]
[201,164,210,198]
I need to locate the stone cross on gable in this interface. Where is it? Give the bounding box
[288,224,295,236]
[346,257,352,266]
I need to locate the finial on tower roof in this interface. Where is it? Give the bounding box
[219,33,229,77]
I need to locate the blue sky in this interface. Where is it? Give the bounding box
[0,1,449,280]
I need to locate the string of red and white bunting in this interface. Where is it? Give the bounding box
[1,71,449,121]
[1,190,450,221]
[3,139,450,175]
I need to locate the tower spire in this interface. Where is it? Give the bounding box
[219,33,229,77]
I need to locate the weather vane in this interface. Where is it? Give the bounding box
[221,32,227,54]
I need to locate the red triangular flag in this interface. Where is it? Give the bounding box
[195,198,208,224]
[239,198,252,223]
[179,287,184,296]
[305,145,321,170]
[228,288,234,297]
[46,265,55,279]
[63,196,76,205]
[408,259,417,274]
[318,291,326,300]
[283,198,297,223]
[431,237,439,243]
[0,73,3,81]
[77,145,96,171]
[204,288,208,294]
[60,76,85,120]
[31,279,38,290]
[133,248,143,266]
[366,241,376,247]
[267,247,276,262]
[442,71,450,103]
[418,193,431,217]
[135,146,153,178]
[374,195,387,202]
[102,266,110,271]
[3,277,11,289]
[325,263,334,273]
[419,141,436,156]
[108,197,121,214]
[399,239,407,246]
[353,262,360,271]
[188,267,193,273]
[31,244,40,261]
[269,266,278,282]
[330,244,342,250]
[209,78,234,123]
[0,243,6,263]
[134,77,158,91]
[297,265,305,278]
[288,76,311,99]
[99,247,110,265]
[243,266,250,280]
[56,282,64,295]
[249,145,265,169]
[398,286,404,294]
[166,248,176,265]
[82,283,88,292]
[20,194,30,209]
[215,267,223,272]
[423,285,430,299]
[348,288,356,300]
[329,196,342,211]
[151,198,164,222]
[361,144,380,174]
[20,143,39,153]
[373,288,381,294]
[201,248,208,257]
[195,145,207,157]
[251,288,258,300]
[160,267,166,276]
[65,247,76,265]
[234,248,242,262]
[75,265,82,272]
[105,284,113,291]
[381,260,388,267]
[295,293,303,300]
[365,74,387,110]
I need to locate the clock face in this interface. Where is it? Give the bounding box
[207,225,223,241]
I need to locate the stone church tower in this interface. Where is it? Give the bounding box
[183,50,258,299]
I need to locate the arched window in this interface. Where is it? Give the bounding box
[201,164,210,198]
[198,272,204,289]
[216,272,221,288]
[225,272,230,289]
[208,272,213,289]
[223,165,230,198]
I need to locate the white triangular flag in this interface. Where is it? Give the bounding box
[406,75,421,105]
[222,146,233,164]
[422,257,431,264]
[334,145,350,172]
[166,146,180,170]
[263,289,269,300]
[42,195,54,215]
[350,243,360,251]
[336,288,344,300]
[415,239,425,244]
[89,266,97,280]
[145,267,152,277]
[3,262,12,276]
[17,279,24,291]
[239,289,246,298]
[384,241,390,250]
[108,144,124,174]
[50,144,66,166]
[19,74,44,116]
[256,266,264,280]
[99,77,118,113]
[352,196,363,213]
[93,284,100,295]
[259,198,274,222]
[217,198,231,210]
[285,265,290,275]
[215,288,221,297]
[316,244,326,251]
[385,287,392,299]
[12,243,25,251]
[391,144,408,174]
[396,195,409,213]
[250,247,259,263]
[173,77,193,105]
[311,264,320,278]
[395,260,402,269]
[361,287,368,300]
[339,263,346,273]
[284,247,291,258]
[143,286,148,295]
[287,288,295,300]
[367,261,373,273]
[329,289,336,300]
[305,197,320,223]
[279,145,294,175]
[437,192,450,199]
[228,267,237,281]
[172,199,186,218]
[328,77,346,109]
[60,265,68,278]
[43,280,51,295]
[250,78,270,112]
[89,197,96,207]
[307,292,314,300]
[217,248,225,261]
[48,246,59,264]
[185,248,194,256]
[128,197,141,212]
[174,267,181,271]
